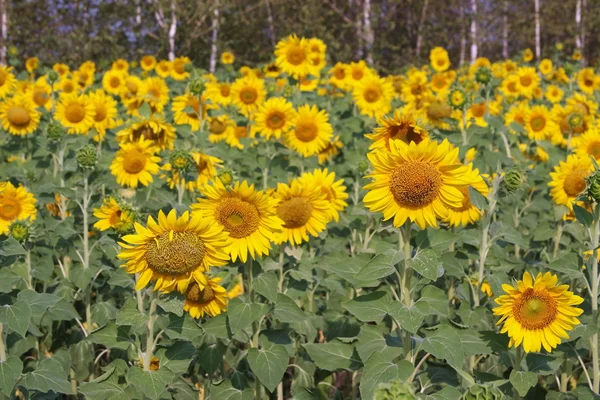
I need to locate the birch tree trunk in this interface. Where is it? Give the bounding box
[168,0,177,60]
[136,0,142,25]
[0,0,6,66]
[363,0,374,65]
[534,0,540,59]
[502,0,508,59]
[576,0,586,64]
[264,0,276,47]
[209,0,219,73]
[470,0,477,62]
[415,0,429,57]
[459,1,466,65]
[355,0,364,60]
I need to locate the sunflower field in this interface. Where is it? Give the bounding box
[1,36,600,400]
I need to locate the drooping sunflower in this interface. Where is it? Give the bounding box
[444,164,488,227]
[116,115,177,151]
[284,105,332,157]
[102,69,127,95]
[253,97,296,140]
[171,56,191,81]
[366,110,428,151]
[155,60,172,78]
[0,182,37,235]
[548,155,593,211]
[140,55,157,72]
[0,95,41,136]
[298,169,348,222]
[55,92,95,135]
[577,68,597,95]
[89,89,118,141]
[183,277,229,318]
[494,272,583,353]
[191,180,284,262]
[0,66,17,98]
[172,92,213,131]
[230,75,266,117]
[118,210,230,292]
[273,180,332,246]
[575,128,600,161]
[28,76,52,110]
[110,137,161,188]
[318,136,344,165]
[25,57,39,74]
[205,80,232,106]
[207,115,235,143]
[93,197,136,233]
[363,139,477,229]
[353,76,395,119]
[274,34,311,79]
[430,47,450,72]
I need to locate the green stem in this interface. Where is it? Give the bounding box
[515,346,522,372]
[590,204,599,393]
[247,259,262,399]
[0,323,6,362]
[143,291,157,371]
[400,222,412,359]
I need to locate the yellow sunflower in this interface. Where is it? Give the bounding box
[318,136,344,165]
[183,277,229,318]
[226,125,255,150]
[0,95,41,136]
[110,137,161,188]
[102,69,127,95]
[54,77,78,95]
[112,59,129,74]
[539,58,553,76]
[548,155,593,211]
[494,272,583,353]
[206,115,235,144]
[366,110,428,151]
[298,169,348,222]
[52,63,70,78]
[89,89,118,141]
[55,92,95,135]
[25,57,39,74]
[253,97,296,140]
[139,77,170,114]
[155,60,172,78]
[28,77,53,110]
[363,139,477,229]
[353,75,395,119]
[230,75,266,117]
[575,128,600,162]
[118,210,229,292]
[525,105,558,141]
[444,164,488,227]
[140,55,157,72]
[578,68,597,95]
[329,62,350,90]
[205,80,232,106]
[0,66,16,98]
[171,56,191,80]
[523,48,534,62]
[499,74,520,99]
[516,67,540,99]
[0,182,37,235]
[162,152,223,192]
[545,85,564,104]
[191,180,284,262]
[172,92,213,131]
[93,197,135,233]
[221,52,235,65]
[346,61,373,88]
[273,180,332,246]
[274,34,311,79]
[116,115,176,151]
[284,104,332,157]
[430,47,450,72]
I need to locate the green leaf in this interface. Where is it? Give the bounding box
[157,292,185,317]
[210,379,253,400]
[407,249,443,281]
[196,342,225,375]
[468,185,488,210]
[428,386,463,400]
[509,370,537,397]
[274,293,305,323]
[421,326,465,369]
[354,251,397,281]
[573,204,593,227]
[548,252,584,279]
[342,291,391,323]
[116,299,147,331]
[88,322,134,350]
[459,330,493,357]
[359,352,414,400]
[254,271,279,303]
[0,237,26,257]
[387,303,425,333]
[0,356,23,396]
[247,344,289,393]
[303,341,361,371]
[47,299,80,321]
[126,366,175,399]
[159,341,196,374]
[0,300,31,337]
[355,325,402,363]
[16,290,60,318]
[226,298,269,334]
[165,315,203,342]
[22,357,75,394]
[201,314,231,339]
[415,285,448,316]
[78,381,128,400]
[138,102,152,118]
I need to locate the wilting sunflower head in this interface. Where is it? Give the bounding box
[183,277,229,318]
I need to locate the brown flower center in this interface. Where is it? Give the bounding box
[94,104,107,122]
[564,169,588,197]
[363,87,381,103]
[512,288,557,330]
[295,121,318,142]
[240,87,258,105]
[277,197,312,228]
[286,45,306,66]
[530,115,546,131]
[146,231,206,275]
[65,103,86,123]
[0,198,20,220]
[122,149,147,174]
[266,111,286,130]
[185,281,215,303]
[389,161,442,207]
[216,197,260,238]
[220,84,230,97]
[7,106,31,127]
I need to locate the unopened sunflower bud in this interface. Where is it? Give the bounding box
[188,78,205,96]
[587,172,600,202]
[184,63,194,73]
[283,85,294,98]
[461,384,504,400]
[46,121,64,141]
[358,160,369,174]
[475,67,491,85]
[449,88,467,109]
[568,112,583,130]
[504,167,525,192]
[76,144,98,169]
[374,379,416,400]
[9,221,30,242]
[218,170,233,186]
[47,70,59,83]
[169,150,194,173]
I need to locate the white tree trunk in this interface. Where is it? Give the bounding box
[0,0,6,65]
[534,0,540,59]
[415,0,429,57]
[136,0,142,25]
[459,1,466,65]
[355,0,364,59]
[502,0,508,58]
[264,0,276,46]
[363,0,374,65]
[575,0,582,49]
[209,0,219,73]
[168,0,177,60]
[470,0,477,62]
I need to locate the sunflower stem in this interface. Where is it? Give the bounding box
[552,220,564,259]
[400,222,412,360]
[514,346,522,372]
[589,203,600,393]
[0,323,6,362]
[143,290,157,371]
[247,258,263,399]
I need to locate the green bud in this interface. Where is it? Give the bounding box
[449,88,468,109]
[358,160,369,174]
[283,84,294,98]
[218,170,233,186]
[76,144,98,169]
[568,112,583,130]
[461,384,504,400]
[374,379,416,400]
[183,62,194,73]
[475,67,491,85]
[47,70,59,83]
[25,170,36,182]
[9,221,30,242]
[504,167,526,192]
[586,172,600,202]
[169,150,194,173]
[46,121,65,141]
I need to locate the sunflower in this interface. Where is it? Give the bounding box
[75,68,95,89]
[253,97,296,140]
[523,48,534,62]
[205,80,232,107]
[53,63,70,78]
[346,61,373,88]
[206,115,235,143]
[329,62,350,90]
[545,85,564,104]
[518,142,549,163]
[226,124,254,150]
[444,165,488,227]
[539,59,553,76]
[230,76,266,117]
[0,95,41,136]
[25,57,39,74]
[155,60,172,78]
[221,52,235,65]
[430,73,452,94]
[273,180,332,246]
[525,105,558,141]
[317,136,343,165]
[93,197,136,233]
[0,66,16,98]
[577,68,597,95]
[574,128,600,161]
[112,59,129,74]
[117,114,176,151]
[567,93,598,117]
[89,89,118,141]
[120,75,143,103]
[163,151,223,192]
[183,277,229,318]
[171,56,191,80]
[54,77,78,95]
[494,272,583,353]
[0,182,37,235]
[353,75,395,119]
[139,77,169,114]
[118,209,229,292]
[111,137,161,188]
[102,69,127,95]
[298,169,348,222]
[364,139,477,229]
[172,92,213,131]
[27,77,53,110]
[430,47,450,72]
[366,110,428,151]
[55,92,95,135]
[548,155,593,211]
[499,74,520,99]
[284,104,332,157]
[192,180,283,262]
[297,75,319,92]
[516,67,540,99]
[274,34,311,79]
[140,55,157,71]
